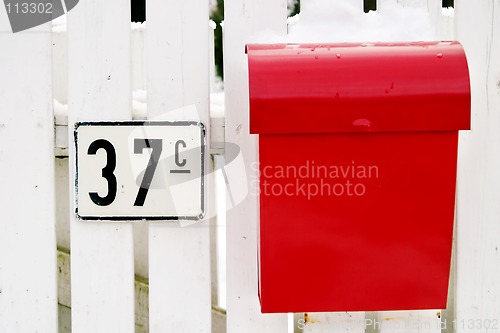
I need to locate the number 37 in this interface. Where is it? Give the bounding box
[87,138,163,207]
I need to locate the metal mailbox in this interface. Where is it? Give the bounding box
[247,42,470,313]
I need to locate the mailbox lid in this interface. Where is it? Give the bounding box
[248,42,470,134]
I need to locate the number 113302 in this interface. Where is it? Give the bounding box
[74,121,205,221]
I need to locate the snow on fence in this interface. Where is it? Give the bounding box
[1,0,500,332]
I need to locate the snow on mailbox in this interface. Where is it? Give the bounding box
[247,42,470,313]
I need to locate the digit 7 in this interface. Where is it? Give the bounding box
[134,138,163,206]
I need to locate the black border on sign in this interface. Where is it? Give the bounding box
[74,120,206,222]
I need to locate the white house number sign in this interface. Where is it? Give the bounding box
[74,121,205,221]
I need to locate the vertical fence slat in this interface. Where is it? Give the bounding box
[382,3,441,333]
[67,1,135,332]
[146,0,212,332]
[294,1,364,332]
[224,0,288,332]
[384,10,445,333]
[0,13,57,333]
[439,6,456,332]
[455,1,500,333]
[427,0,443,31]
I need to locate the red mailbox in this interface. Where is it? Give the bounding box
[247,42,470,313]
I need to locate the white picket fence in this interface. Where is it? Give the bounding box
[1,0,500,332]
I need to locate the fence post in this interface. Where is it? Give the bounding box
[294,1,362,332]
[224,0,289,332]
[379,2,442,333]
[67,0,135,331]
[0,10,58,333]
[146,0,212,331]
[454,1,500,333]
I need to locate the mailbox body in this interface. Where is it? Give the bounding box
[248,42,470,313]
